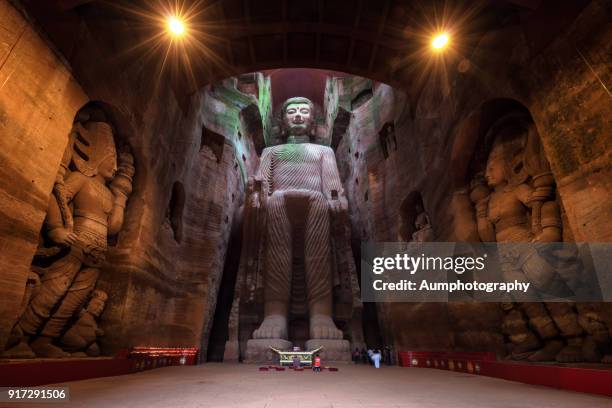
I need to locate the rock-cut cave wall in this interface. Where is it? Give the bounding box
[0,0,89,349]
[0,0,264,357]
[333,0,611,354]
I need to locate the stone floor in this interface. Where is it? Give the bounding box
[8,363,612,408]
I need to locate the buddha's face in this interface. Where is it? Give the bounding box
[485,146,507,188]
[98,155,117,181]
[283,102,313,136]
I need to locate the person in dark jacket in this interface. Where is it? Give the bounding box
[384,346,391,365]
[352,348,360,364]
[361,348,368,364]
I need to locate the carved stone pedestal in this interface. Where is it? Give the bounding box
[305,339,351,363]
[245,339,292,363]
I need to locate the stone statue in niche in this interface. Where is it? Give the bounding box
[397,194,433,243]
[469,113,607,362]
[411,204,434,242]
[378,122,397,159]
[4,118,134,358]
[244,97,351,361]
[60,289,108,356]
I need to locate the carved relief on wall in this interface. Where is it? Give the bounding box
[398,192,434,243]
[3,108,134,358]
[466,110,611,363]
[60,289,108,356]
[378,122,397,160]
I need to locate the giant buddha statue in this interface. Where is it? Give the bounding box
[233,97,358,362]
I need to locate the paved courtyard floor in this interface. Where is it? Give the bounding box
[8,363,612,408]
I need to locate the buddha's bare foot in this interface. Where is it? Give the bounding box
[2,341,35,359]
[556,344,585,363]
[528,339,563,362]
[253,315,287,339]
[511,350,534,360]
[310,314,342,339]
[512,334,540,355]
[581,337,602,362]
[30,337,70,358]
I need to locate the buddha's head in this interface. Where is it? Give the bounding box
[73,121,117,181]
[484,116,530,189]
[281,97,315,138]
[484,143,508,188]
[87,290,108,317]
[97,154,117,182]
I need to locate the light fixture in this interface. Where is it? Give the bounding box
[431,32,449,50]
[167,16,186,37]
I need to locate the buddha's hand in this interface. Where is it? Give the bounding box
[329,197,348,216]
[48,227,78,246]
[110,151,135,199]
[474,196,490,219]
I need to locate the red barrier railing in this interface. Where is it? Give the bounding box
[397,350,612,397]
[398,351,496,373]
[127,347,199,371]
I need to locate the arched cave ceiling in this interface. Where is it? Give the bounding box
[20,0,589,106]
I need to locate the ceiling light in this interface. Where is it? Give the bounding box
[167,16,185,37]
[432,33,449,50]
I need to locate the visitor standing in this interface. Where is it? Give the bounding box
[292,355,301,369]
[313,354,321,372]
[372,349,382,368]
[384,346,391,365]
[361,348,368,364]
[389,345,397,365]
[352,348,360,364]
